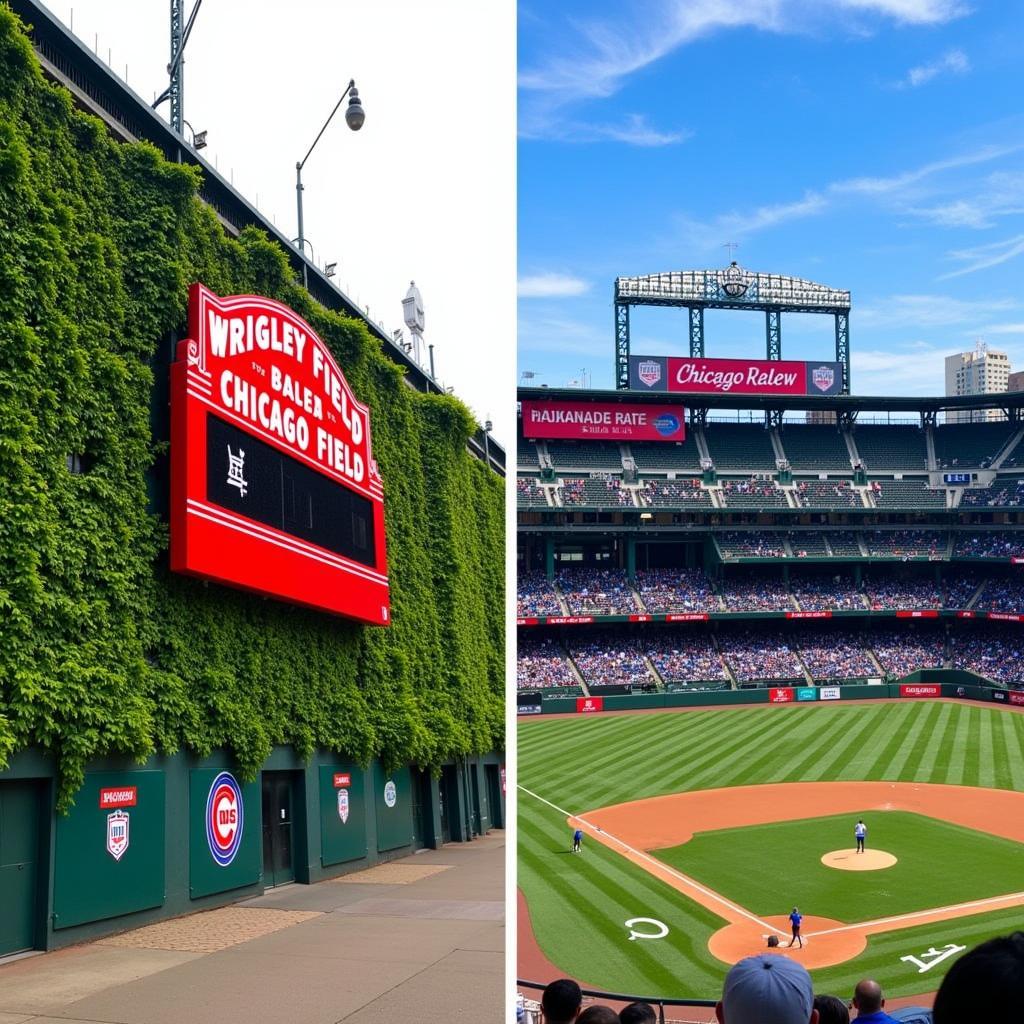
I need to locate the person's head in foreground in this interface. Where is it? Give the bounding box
[577,1006,619,1024]
[932,931,1024,1023]
[813,994,850,1024]
[619,1003,657,1024]
[716,954,819,1024]
[850,979,891,1019]
[542,979,583,1023]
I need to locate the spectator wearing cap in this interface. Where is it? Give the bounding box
[619,1003,656,1024]
[932,931,1024,1023]
[542,979,583,1023]
[849,980,898,1023]
[716,954,819,1024]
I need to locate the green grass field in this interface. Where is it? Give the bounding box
[518,701,1024,999]
[656,811,1024,920]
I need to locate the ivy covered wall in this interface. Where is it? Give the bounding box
[0,7,504,805]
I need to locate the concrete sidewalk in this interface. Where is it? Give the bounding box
[0,832,504,1024]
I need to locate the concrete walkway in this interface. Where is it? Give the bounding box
[0,832,504,1024]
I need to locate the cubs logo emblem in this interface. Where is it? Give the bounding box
[206,771,244,867]
[107,810,130,861]
[337,788,350,824]
[812,365,835,392]
[383,780,397,808]
[637,360,661,387]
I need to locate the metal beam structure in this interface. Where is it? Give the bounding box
[168,0,182,134]
[614,264,852,393]
[688,306,704,358]
[615,301,630,390]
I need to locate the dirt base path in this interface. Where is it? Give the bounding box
[568,782,1024,970]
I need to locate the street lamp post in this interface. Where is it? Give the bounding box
[484,418,493,468]
[295,79,364,288]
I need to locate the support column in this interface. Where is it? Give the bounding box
[626,536,636,581]
[689,306,705,358]
[766,309,782,361]
[835,312,850,394]
[616,300,630,389]
[545,537,555,581]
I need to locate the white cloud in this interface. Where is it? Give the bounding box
[518,274,591,298]
[975,323,1024,335]
[518,316,606,357]
[895,48,970,88]
[857,293,1018,328]
[940,234,1024,279]
[904,171,1024,228]
[837,0,970,24]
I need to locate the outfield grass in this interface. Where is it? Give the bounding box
[655,811,1024,920]
[519,701,1024,999]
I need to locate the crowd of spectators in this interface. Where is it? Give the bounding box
[943,571,983,609]
[869,627,946,677]
[561,477,631,507]
[972,576,1024,614]
[634,569,719,613]
[791,573,864,611]
[796,479,861,507]
[568,633,652,687]
[644,635,728,684]
[865,530,944,558]
[516,477,545,505]
[793,631,876,680]
[721,574,795,612]
[517,572,564,617]
[719,475,783,504]
[638,478,708,506]
[719,629,803,681]
[960,479,1024,507]
[864,576,941,609]
[955,531,1024,559]
[558,569,638,616]
[516,638,576,690]
[952,627,1024,684]
[717,532,786,558]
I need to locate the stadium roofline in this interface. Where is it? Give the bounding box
[517,386,1024,415]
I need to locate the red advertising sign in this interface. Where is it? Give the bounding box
[630,356,843,396]
[629,614,653,623]
[988,612,1023,622]
[896,610,939,618]
[99,787,138,809]
[521,400,685,442]
[1011,558,1024,565]
[786,610,832,619]
[1010,692,1024,706]
[517,617,539,626]
[577,696,604,713]
[956,610,976,619]
[900,684,941,698]
[769,687,794,703]
[664,613,710,622]
[170,285,389,625]
[332,773,351,788]
[547,616,595,625]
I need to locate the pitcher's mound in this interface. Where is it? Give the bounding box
[822,848,897,871]
[708,915,866,969]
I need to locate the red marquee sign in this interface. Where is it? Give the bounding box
[99,787,138,809]
[900,684,941,698]
[577,696,604,713]
[521,400,685,442]
[769,687,794,703]
[171,285,389,624]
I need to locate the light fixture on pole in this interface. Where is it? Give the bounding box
[324,262,337,279]
[153,0,204,137]
[484,418,493,468]
[295,79,364,288]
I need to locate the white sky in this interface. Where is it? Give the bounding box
[46,0,515,448]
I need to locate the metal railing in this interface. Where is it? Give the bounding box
[517,980,717,1024]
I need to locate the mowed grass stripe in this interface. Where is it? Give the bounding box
[829,704,915,780]
[1000,711,1024,791]
[960,706,983,789]
[913,701,956,782]
[801,704,897,782]
[946,704,974,785]
[881,700,943,780]
[760,707,871,785]
[978,707,997,789]
[856,703,919,780]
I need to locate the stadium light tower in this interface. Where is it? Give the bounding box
[152,0,204,136]
[295,80,365,288]
[402,281,425,368]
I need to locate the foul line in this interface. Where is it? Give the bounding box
[518,784,785,937]
[805,890,1024,938]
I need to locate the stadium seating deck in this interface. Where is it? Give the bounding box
[789,532,830,557]
[560,477,632,507]
[517,637,579,690]
[638,477,711,507]
[795,478,862,508]
[634,569,720,613]
[959,478,1024,507]
[717,532,787,559]
[558,569,639,616]
[853,425,928,470]
[629,441,701,473]
[517,572,564,617]
[517,477,549,508]
[871,478,946,508]
[517,435,539,467]
[935,423,1016,468]
[719,475,788,507]
[645,635,728,684]
[703,423,777,470]
[955,532,1024,559]
[546,440,623,470]
[777,425,851,470]
[864,530,945,558]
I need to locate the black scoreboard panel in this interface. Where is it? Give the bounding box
[206,414,376,568]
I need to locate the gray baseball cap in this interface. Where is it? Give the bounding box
[721,954,814,1024]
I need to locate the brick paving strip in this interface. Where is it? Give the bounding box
[96,907,322,953]
[333,862,451,884]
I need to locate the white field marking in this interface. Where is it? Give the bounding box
[518,785,785,936]
[804,890,1024,938]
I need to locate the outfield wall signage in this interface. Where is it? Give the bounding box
[820,686,841,701]
[786,611,831,620]
[171,284,389,625]
[900,684,941,698]
[991,689,1008,703]
[1010,692,1024,706]
[99,786,138,808]
[796,687,818,702]
[629,355,843,396]
[896,609,939,618]
[769,687,794,703]
[521,400,686,442]
[577,696,604,713]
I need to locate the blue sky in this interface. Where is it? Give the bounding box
[518,0,1024,397]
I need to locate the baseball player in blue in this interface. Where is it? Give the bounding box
[572,827,583,853]
[855,819,867,854]
[788,907,803,948]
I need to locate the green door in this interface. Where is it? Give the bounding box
[0,781,42,955]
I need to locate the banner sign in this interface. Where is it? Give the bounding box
[988,612,1024,622]
[99,786,138,809]
[521,400,685,442]
[547,616,595,625]
[900,684,941,698]
[517,617,539,626]
[796,687,818,702]
[769,687,794,703]
[896,610,939,618]
[629,614,653,623]
[1010,692,1024,706]
[333,773,351,788]
[577,696,604,713]
[820,686,841,701]
[787,611,832,620]
[991,689,1008,703]
[517,704,542,715]
[664,613,710,622]
[629,355,843,396]
[171,284,389,625]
